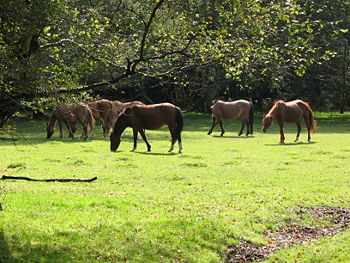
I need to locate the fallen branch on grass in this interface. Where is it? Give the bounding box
[1,175,97,182]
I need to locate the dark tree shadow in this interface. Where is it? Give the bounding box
[0,229,14,263]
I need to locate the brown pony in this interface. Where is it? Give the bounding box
[86,99,114,137]
[46,103,95,140]
[208,99,254,136]
[262,100,317,144]
[110,103,183,153]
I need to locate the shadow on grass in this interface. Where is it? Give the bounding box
[0,230,13,263]
[211,135,256,139]
[264,141,317,146]
[0,229,85,263]
[132,151,178,156]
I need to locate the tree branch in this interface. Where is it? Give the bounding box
[1,175,97,182]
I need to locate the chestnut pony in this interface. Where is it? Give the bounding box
[87,99,144,136]
[110,103,183,153]
[262,100,317,144]
[208,99,254,136]
[46,103,95,140]
[108,100,144,130]
[86,99,114,137]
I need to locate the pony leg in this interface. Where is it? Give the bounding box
[178,131,183,153]
[238,119,247,136]
[58,120,63,138]
[294,121,301,142]
[65,121,74,138]
[219,121,225,136]
[168,128,177,153]
[304,115,312,142]
[132,129,138,152]
[139,129,151,152]
[208,116,218,135]
[103,117,109,137]
[279,123,285,144]
[83,124,89,141]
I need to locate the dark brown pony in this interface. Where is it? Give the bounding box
[86,99,114,136]
[46,103,95,140]
[208,99,254,136]
[262,100,317,144]
[110,103,183,153]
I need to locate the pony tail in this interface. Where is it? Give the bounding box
[85,108,95,135]
[307,104,317,133]
[175,107,184,139]
[249,102,254,134]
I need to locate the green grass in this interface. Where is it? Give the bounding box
[1,112,350,263]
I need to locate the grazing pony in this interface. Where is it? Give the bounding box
[110,103,183,153]
[87,99,114,137]
[262,100,317,144]
[208,99,254,136]
[46,103,95,140]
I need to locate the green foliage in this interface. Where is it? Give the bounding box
[0,0,350,120]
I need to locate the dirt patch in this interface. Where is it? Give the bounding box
[226,206,350,263]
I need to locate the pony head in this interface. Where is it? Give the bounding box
[262,115,273,132]
[46,123,54,138]
[110,132,121,152]
[109,113,129,152]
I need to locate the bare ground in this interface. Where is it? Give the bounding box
[226,206,350,263]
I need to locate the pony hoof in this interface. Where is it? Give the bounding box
[279,141,285,144]
[131,148,136,152]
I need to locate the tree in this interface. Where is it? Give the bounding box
[1,0,349,127]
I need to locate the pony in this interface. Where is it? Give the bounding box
[262,100,317,144]
[208,99,254,136]
[110,103,183,153]
[86,99,114,137]
[46,103,95,140]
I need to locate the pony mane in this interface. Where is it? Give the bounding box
[267,100,284,116]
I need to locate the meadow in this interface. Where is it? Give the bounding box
[1,112,350,263]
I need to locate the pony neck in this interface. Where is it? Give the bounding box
[47,113,57,130]
[267,103,280,118]
[113,116,128,135]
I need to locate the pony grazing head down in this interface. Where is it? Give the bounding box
[262,115,273,132]
[46,123,54,138]
[110,112,129,152]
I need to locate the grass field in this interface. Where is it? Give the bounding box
[1,112,350,263]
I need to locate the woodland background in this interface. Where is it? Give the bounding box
[1,0,349,127]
